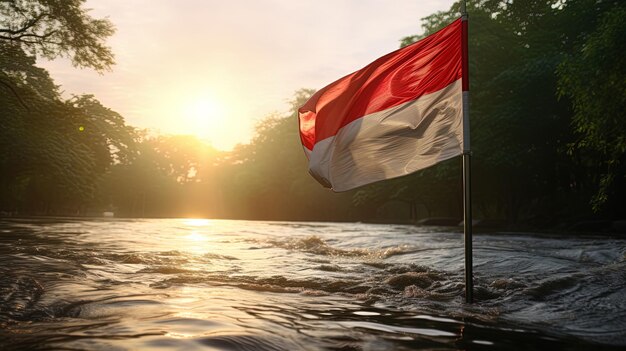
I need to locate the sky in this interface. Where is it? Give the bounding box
[39,0,456,150]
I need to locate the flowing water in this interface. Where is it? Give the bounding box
[0,218,625,350]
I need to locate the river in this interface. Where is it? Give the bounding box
[0,218,624,350]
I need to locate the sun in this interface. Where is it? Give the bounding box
[159,89,246,150]
[182,96,224,140]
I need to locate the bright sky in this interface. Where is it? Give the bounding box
[39,0,456,150]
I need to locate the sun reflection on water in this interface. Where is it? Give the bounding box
[186,231,208,242]
[179,231,212,255]
[183,218,212,227]
[180,219,213,254]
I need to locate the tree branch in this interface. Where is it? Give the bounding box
[0,30,60,44]
[0,12,50,35]
[5,30,57,40]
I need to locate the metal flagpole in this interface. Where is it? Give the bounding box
[461,0,473,304]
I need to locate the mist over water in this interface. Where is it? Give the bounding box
[0,218,624,350]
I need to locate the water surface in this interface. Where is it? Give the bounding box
[1,218,624,350]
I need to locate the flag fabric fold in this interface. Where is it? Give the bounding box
[298,18,464,192]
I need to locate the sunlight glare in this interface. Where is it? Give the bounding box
[148,84,251,150]
[182,95,224,140]
[184,218,211,227]
[186,231,208,242]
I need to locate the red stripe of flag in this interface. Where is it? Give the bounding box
[298,18,462,151]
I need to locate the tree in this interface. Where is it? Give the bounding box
[557,1,626,212]
[96,138,179,217]
[0,0,115,71]
[0,43,133,213]
[0,0,124,214]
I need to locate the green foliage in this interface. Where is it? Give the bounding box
[0,40,133,213]
[557,1,626,212]
[0,0,119,213]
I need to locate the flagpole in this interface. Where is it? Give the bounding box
[460,0,473,304]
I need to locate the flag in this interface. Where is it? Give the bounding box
[298,18,464,192]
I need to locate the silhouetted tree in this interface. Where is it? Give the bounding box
[0,0,115,71]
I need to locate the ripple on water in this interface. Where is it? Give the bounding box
[1,219,625,349]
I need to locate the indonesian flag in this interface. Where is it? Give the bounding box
[298,19,465,192]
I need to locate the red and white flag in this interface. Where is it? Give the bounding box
[298,19,465,192]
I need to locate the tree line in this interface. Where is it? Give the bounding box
[1,0,624,229]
